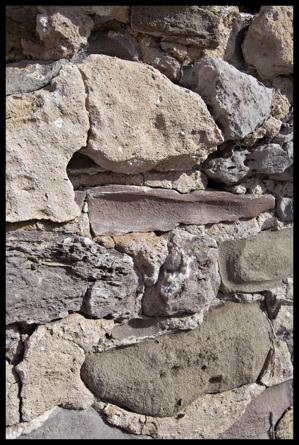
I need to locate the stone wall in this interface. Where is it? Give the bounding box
[6,5,293,440]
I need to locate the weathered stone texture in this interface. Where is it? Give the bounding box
[142,230,220,316]
[6,362,20,426]
[6,60,66,96]
[77,54,224,174]
[131,6,221,48]
[181,57,273,141]
[243,6,293,80]
[18,407,147,440]
[16,314,114,422]
[219,228,293,293]
[100,384,264,439]
[275,407,293,439]
[220,380,293,439]
[6,231,138,324]
[87,185,275,235]
[6,63,89,223]
[81,303,271,417]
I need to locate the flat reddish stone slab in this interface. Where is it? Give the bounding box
[87,185,275,235]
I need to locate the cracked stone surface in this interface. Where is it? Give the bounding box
[218,228,293,293]
[181,57,273,141]
[142,230,220,316]
[6,63,89,223]
[16,314,114,421]
[99,384,264,439]
[81,303,271,417]
[87,185,275,235]
[77,54,224,174]
[242,6,293,80]
[6,231,138,324]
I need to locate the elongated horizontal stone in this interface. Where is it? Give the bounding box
[87,185,275,235]
[6,231,138,324]
[81,303,271,417]
[219,228,293,293]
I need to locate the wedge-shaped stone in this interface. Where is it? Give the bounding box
[6,63,89,223]
[81,303,271,417]
[6,231,138,324]
[219,228,293,293]
[77,54,224,174]
[242,6,293,80]
[181,57,273,141]
[131,6,220,48]
[142,230,220,316]
[87,185,275,235]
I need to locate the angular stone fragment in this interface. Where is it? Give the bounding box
[275,407,293,439]
[16,320,95,421]
[81,303,271,417]
[17,407,146,440]
[6,231,138,324]
[142,230,220,316]
[276,197,293,222]
[139,35,181,81]
[100,384,264,439]
[87,185,275,235]
[242,6,293,80]
[219,228,293,293]
[259,340,293,387]
[6,63,89,223]
[6,60,66,96]
[82,6,129,23]
[131,6,220,48]
[144,170,208,193]
[220,380,293,439]
[182,57,273,141]
[77,54,224,174]
[112,232,169,286]
[245,144,292,175]
[32,6,93,60]
[6,362,20,426]
[88,31,140,61]
[203,148,250,185]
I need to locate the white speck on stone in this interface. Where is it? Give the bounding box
[83,202,88,213]
[118,146,123,152]
[180,131,186,136]
[38,15,49,32]
[54,118,64,128]
[51,89,61,104]
[156,96,162,107]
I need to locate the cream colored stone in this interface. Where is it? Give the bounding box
[260,340,293,387]
[243,6,293,80]
[275,407,293,439]
[6,64,89,223]
[113,232,169,286]
[99,384,264,439]
[16,314,114,421]
[78,55,224,173]
[6,362,20,426]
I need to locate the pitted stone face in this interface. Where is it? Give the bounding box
[81,303,271,417]
[218,228,293,293]
[6,231,139,324]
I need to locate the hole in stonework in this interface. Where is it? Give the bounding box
[209,375,223,384]
[201,365,207,371]
[176,399,183,406]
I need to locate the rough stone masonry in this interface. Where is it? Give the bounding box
[6,5,293,440]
